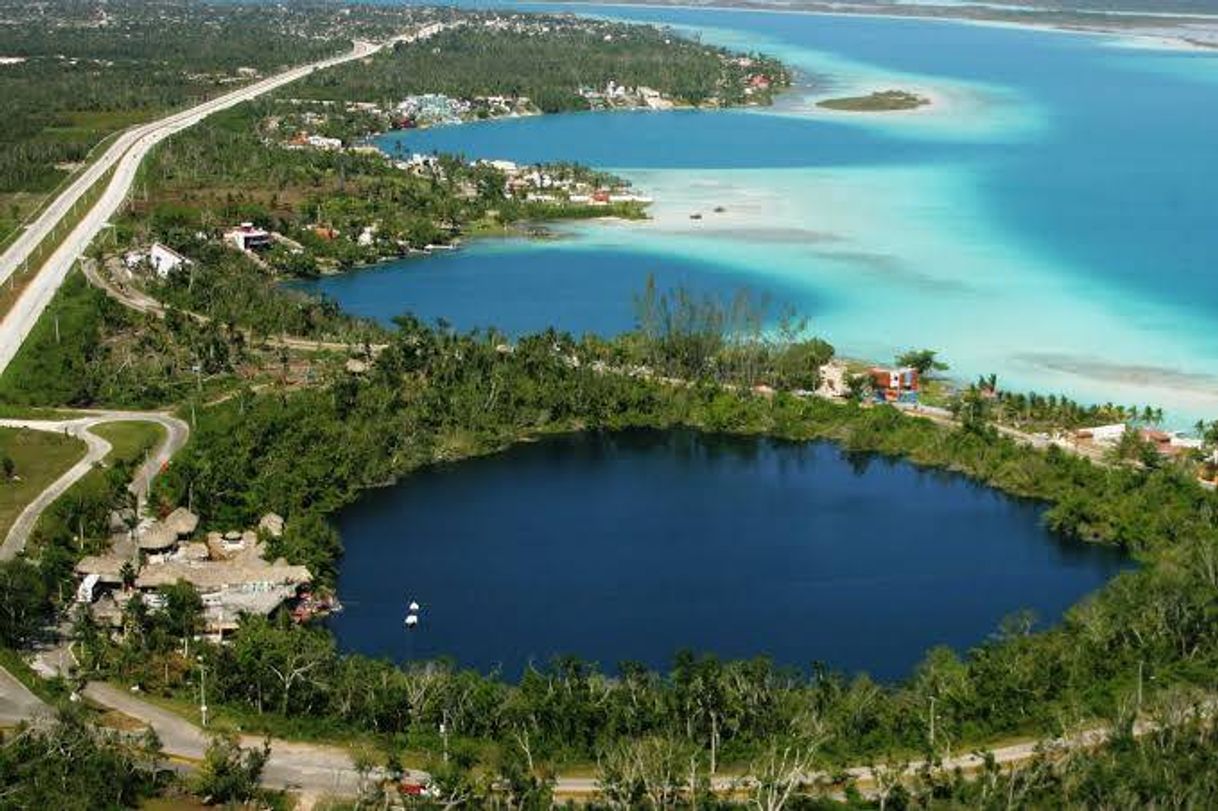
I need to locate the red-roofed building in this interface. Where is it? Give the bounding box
[870,366,919,403]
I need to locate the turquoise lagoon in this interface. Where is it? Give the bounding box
[300,7,1218,423]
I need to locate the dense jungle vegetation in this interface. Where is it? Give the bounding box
[291,16,790,112]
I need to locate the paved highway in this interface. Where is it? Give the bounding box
[0,410,190,559]
[0,38,384,375]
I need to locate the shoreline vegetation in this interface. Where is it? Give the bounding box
[816,88,930,112]
[8,3,1218,808]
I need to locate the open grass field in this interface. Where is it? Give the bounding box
[91,420,164,465]
[0,426,85,540]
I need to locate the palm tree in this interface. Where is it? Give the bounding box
[119,561,137,592]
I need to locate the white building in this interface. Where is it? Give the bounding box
[123,242,191,278]
[305,134,343,151]
[226,223,272,252]
[1079,423,1127,444]
[148,242,190,278]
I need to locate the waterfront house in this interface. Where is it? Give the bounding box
[225,222,272,252]
[1076,423,1127,445]
[75,511,312,641]
[870,366,920,403]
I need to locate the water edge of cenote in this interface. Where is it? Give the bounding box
[328,430,1130,681]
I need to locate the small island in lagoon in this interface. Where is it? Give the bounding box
[817,88,931,111]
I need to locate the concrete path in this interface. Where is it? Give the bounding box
[0,661,1174,801]
[83,682,409,795]
[84,259,384,356]
[0,410,189,559]
[0,665,53,728]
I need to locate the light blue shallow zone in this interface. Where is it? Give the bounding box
[299,5,1218,424]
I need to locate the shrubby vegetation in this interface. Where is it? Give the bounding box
[128,101,646,274]
[0,713,164,810]
[0,273,243,408]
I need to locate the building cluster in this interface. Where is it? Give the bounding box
[395,93,469,127]
[1075,423,1203,458]
[75,509,322,641]
[480,158,652,206]
[390,93,535,129]
[579,80,676,111]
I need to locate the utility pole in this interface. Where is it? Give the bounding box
[441,710,449,764]
[929,696,936,750]
[197,655,209,728]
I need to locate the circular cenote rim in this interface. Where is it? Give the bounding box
[326,428,1132,681]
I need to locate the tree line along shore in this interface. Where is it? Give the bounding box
[4,3,1218,809]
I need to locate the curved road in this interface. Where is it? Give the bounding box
[53,681,1173,803]
[0,36,391,376]
[0,410,189,559]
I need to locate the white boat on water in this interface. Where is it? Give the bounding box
[405,613,419,629]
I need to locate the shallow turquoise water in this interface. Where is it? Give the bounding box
[301,7,1218,422]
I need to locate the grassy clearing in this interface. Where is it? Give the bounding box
[28,420,164,547]
[0,128,128,251]
[91,420,164,464]
[0,426,85,540]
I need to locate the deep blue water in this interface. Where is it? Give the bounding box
[295,241,821,336]
[329,431,1129,680]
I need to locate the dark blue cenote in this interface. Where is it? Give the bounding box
[329,430,1128,680]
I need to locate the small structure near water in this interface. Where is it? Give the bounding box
[75,509,315,641]
[870,366,920,403]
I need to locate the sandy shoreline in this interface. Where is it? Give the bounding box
[540,0,1218,52]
